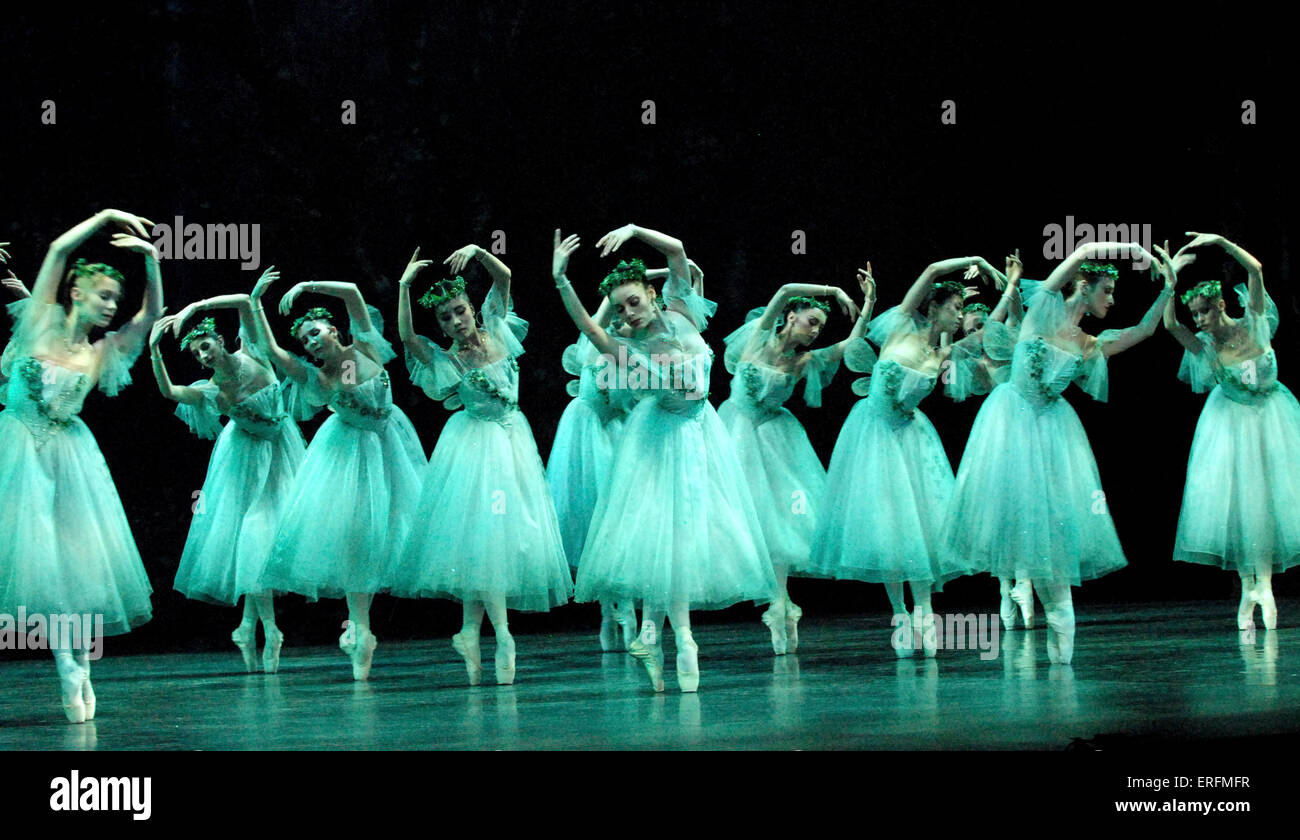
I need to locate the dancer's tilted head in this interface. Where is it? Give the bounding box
[180,318,229,369]
[62,258,124,327]
[1181,279,1227,331]
[419,276,477,341]
[1065,261,1118,319]
[779,296,830,347]
[600,259,657,332]
[961,302,991,336]
[292,307,342,360]
[923,280,965,333]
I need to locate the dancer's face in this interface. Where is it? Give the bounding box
[187,335,226,369]
[961,311,987,335]
[1187,295,1226,331]
[71,275,122,328]
[1082,277,1115,319]
[609,282,657,331]
[784,307,826,347]
[436,296,476,340]
[929,293,962,334]
[296,319,341,360]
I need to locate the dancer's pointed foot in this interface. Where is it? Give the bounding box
[263,629,285,674]
[676,631,699,693]
[1238,588,1258,631]
[615,602,638,651]
[1258,587,1278,630]
[761,602,788,655]
[495,634,516,685]
[232,625,259,672]
[628,621,664,692]
[57,662,87,724]
[1010,580,1034,630]
[914,611,937,658]
[598,617,619,652]
[999,591,1018,630]
[785,598,802,654]
[452,631,483,686]
[350,630,377,681]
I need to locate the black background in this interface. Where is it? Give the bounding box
[2,1,1296,655]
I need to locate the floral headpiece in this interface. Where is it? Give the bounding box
[929,280,967,304]
[783,296,831,318]
[598,259,648,297]
[962,302,991,316]
[1079,262,1119,280]
[69,257,125,285]
[1180,279,1222,306]
[179,318,220,348]
[418,276,468,309]
[291,307,335,337]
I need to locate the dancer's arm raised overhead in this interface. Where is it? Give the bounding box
[989,250,1023,326]
[246,267,313,384]
[899,255,1002,318]
[1180,232,1267,316]
[1092,244,1178,358]
[553,229,620,357]
[594,223,698,324]
[827,265,877,363]
[445,243,511,312]
[30,210,153,305]
[397,248,436,366]
[149,315,206,405]
[278,277,379,361]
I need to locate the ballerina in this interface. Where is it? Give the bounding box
[151,273,307,673]
[1161,232,1299,630]
[0,209,161,723]
[387,244,572,686]
[941,241,1178,665]
[717,267,873,655]
[250,270,425,680]
[547,261,702,653]
[808,256,1001,656]
[553,225,775,692]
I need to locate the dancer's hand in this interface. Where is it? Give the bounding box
[2,270,29,299]
[687,258,703,285]
[251,266,279,301]
[595,224,636,258]
[1152,241,1178,289]
[962,285,980,301]
[151,311,178,347]
[1180,231,1224,252]
[109,233,159,259]
[857,263,876,302]
[966,257,1005,290]
[171,303,199,337]
[401,248,434,288]
[0,242,10,263]
[442,245,479,276]
[834,287,859,319]
[278,283,308,316]
[553,229,581,281]
[99,209,155,238]
[1005,249,1023,285]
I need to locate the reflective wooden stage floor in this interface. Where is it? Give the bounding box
[2,600,1295,751]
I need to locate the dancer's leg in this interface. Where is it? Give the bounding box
[628,605,666,692]
[73,644,96,720]
[1010,576,1035,629]
[998,577,1017,630]
[598,600,618,652]
[761,564,790,655]
[910,582,936,657]
[453,600,486,685]
[484,596,515,685]
[1255,560,1277,630]
[668,602,698,693]
[53,647,86,724]
[232,596,259,672]
[1238,571,1258,630]
[1037,580,1074,665]
[343,592,377,680]
[885,581,907,619]
[253,593,283,673]
[613,599,639,650]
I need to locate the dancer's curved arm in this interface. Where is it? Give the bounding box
[247,268,312,383]
[645,258,704,297]
[149,316,205,405]
[756,282,859,333]
[595,223,690,318]
[1162,291,1203,354]
[104,233,165,349]
[31,210,153,305]
[1043,241,1150,294]
[553,229,620,357]
[445,243,511,311]
[397,248,436,366]
[989,250,1022,325]
[828,266,878,363]
[278,279,378,361]
[1096,245,1178,358]
[3,270,30,299]
[899,256,1000,317]
[1179,232,1266,316]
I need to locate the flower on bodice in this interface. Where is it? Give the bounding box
[464,359,520,412]
[21,357,83,429]
[333,370,393,420]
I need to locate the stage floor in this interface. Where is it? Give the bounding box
[2,600,1294,750]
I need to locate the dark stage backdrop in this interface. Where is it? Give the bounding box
[2,2,1296,654]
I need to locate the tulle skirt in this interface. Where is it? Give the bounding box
[260,410,425,599]
[0,412,153,636]
[173,421,307,605]
[575,399,776,610]
[547,398,622,568]
[941,383,1127,585]
[390,411,573,611]
[1173,384,1300,574]
[717,400,825,573]
[809,401,963,587]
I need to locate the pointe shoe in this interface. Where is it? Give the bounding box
[628,622,665,692]
[785,598,802,654]
[339,623,356,655]
[676,631,700,693]
[350,630,377,681]
[57,662,87,724]
[1010,581,1034,630]
[598,617,619,652]
[452,631,483,686]
[495,634,516,685]
[263,629,284,674]
[999,591,1018,630]
[1238,589,1258,630]
[1045,606,1075,666]
[914,611,937,658]
[1258,588,1278,630]
[232,625,259,672]
[615,602,639,651]
[75,653,96,721]
[761,601,788,656]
